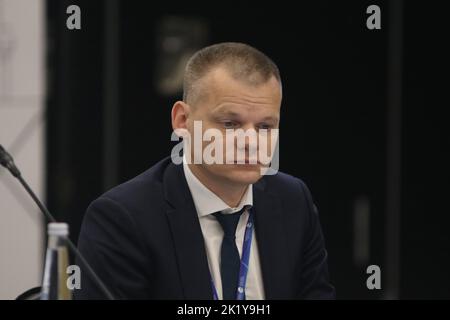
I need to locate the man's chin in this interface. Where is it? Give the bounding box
[224,165,262,184]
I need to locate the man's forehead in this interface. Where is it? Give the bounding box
[200,67,282,106]
[207,66,280,89]
[211,103,279,116]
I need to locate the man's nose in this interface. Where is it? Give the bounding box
[236,125,258,150]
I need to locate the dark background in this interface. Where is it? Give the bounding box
[45,0,449,299]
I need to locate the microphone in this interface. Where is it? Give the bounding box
[0,144,21,178]
[0,144,115,300]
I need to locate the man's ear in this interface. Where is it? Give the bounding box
[171,101,190,137]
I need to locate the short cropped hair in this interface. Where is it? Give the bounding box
[183,42,281,104]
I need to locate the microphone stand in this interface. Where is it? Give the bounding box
[0,144,114,300]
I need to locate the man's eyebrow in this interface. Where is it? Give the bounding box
[211,105,280,122]
[260,116,279,122]
[215,111,240,117]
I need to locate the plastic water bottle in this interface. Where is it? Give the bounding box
[40,223,72,300]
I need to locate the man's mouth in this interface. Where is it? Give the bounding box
[232,159,261,165]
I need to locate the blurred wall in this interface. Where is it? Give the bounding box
[0,0,45,299]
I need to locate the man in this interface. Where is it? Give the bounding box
[75,42,335,300]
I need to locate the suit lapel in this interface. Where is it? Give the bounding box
[163,162,213,299]
[253,179,292,299]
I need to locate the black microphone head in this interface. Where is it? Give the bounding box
[0,144,21,177]
[0,144,8,166]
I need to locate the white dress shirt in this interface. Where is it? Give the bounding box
[183,157,266,300]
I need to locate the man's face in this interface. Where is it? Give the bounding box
[186,67,282,186]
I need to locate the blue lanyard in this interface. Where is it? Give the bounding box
[211,208,254,300]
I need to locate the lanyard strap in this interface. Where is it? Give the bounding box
[211,208,254,300]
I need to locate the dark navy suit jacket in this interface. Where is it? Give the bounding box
[75,157,335,299]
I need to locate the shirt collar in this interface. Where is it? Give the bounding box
[182,155,253,217]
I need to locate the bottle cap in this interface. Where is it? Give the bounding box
[47,222,69,236]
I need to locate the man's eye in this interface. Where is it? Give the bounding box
[258,123,272,130]
[223,121,237,129]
